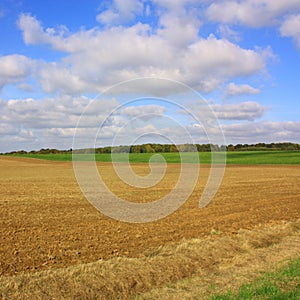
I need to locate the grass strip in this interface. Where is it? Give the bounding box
[211,256,300,300]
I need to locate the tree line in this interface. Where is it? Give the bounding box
[227,142,300,151]
[2,142,300,155]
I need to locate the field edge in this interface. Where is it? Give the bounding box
[1,218,299,300]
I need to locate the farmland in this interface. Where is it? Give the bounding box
[0,155,299,298]
[5,149,300,164]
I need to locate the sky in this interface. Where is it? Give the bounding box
[0,0,300,152]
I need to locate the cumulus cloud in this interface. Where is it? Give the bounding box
[183,35,267,91]
[96,0,144,26]
[0,93,298,151]
[16,14,270,95]
[152,0,199,15]
[206,0,300,27]
[18,14,48,44]
[0,55,33,89]
[158,13,201,48]
[222,121,300,143]
[185,120,300,145]
[0,122,19,135]
[18,14,67,48]
[212,101,265,121]
[280,14,300,48]
[0,95,117,151]
[1,3,297,151]
[0,95,123,131]
[187,100,266,122]
[17,83,34,92]
[38,63,91,95]
[0,95,170,151]
[226,82,260,96]
[217,24,241,42]
[155,0,202,48]
[120,105,166,120]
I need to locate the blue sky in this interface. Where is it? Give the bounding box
[0,0,300,152]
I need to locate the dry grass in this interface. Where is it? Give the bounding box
[138,219,300,299]
[1,219,299,299]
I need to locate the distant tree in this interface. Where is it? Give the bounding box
[161,144,170,152]
[3,141,300,156]
[169,144,179,152]
[130,145,141,153]
[144,144,155,153]
[152,144,163,152]
[103,146,111,153]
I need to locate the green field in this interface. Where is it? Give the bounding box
[5,150,300,164]
[212,256,300,299]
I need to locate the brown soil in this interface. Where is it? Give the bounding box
[0,156,299,276]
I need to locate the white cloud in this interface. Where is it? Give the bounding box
[1,96,89,130]
[0,95,121,151]
[0,55,33,89]
[155,0,202,48]
[3,4,297,152]
[158,13,201,48]
[96,0,144,26]
[187,100,266,123]
[206,0,300,27]
[145,4,151,17]
[96,10,119,26]
[120,105,166,119]
[0,93,298,152]
[17,83,34,92]
[16,14,270,95]
[280,14,300,48]
[222,121,300,143]
[212,101,265,121]
[17,14,63,49]
[0,93,205,151]
[18,14,48,44]
[18,14,68,49]
[0,122,19,135]
[183,35,267,91]
[185,119,300,145]
[152,0,199,14]
[226,82,260,96]
[217,25,241,42]
[38,62,91,95]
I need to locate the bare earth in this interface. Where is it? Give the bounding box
[0,156,299,276]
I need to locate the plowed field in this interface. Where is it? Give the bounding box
[0,156,299,276]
